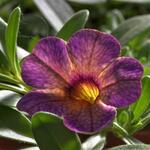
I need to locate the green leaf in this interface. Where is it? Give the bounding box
[0,17,29,61]
[5,7,21,76]
[112,15,150,46]
[144,67,150,76]
[57,10,89,40]
[117,110,129,127]
[131,76,150,122]
[0,50,9,71]
[32,112,81,150]
[82,134,106,150]
[33,0,74,31]
[107,144,150,150]
[27,36,39,52]
[0,105,35,144]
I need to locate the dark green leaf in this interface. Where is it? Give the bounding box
[0,50,9,71]
[33,0,74,31]
[0,17,29,61]
[0,105,35,144]
[107,144,150,150]
[5,7,21,75]
[82,134,106,150]
[112,15,150,46]
[32,112,81,150]
[130,76,150,122]
[57,10,89,40]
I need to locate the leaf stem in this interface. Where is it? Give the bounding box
[0,83,27,94]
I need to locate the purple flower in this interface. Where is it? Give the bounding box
[17,29,143,134]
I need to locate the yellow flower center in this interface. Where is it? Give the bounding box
[72,82,99,104]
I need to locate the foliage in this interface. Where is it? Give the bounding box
[0,0,150,149]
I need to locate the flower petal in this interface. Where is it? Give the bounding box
[17,89,66,116]
[32,37,73,81]
[63,100,116,134]
[22,54,67,89]
[101,80,142,108]
[68,29,120,74]
[99,57,143,88]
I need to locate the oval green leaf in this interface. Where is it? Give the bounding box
[32,112,81,150]
[57,10,89,41]
[131,76,150,122]
[5,7,21,76]
[0,17,28,61]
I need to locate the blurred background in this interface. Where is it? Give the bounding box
[1,0,150,52]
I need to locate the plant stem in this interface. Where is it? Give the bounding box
[113,121,143,145]
[0,83,27,94]
[0,73,19,85]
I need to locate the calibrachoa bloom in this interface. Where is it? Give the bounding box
[17,29,143,134]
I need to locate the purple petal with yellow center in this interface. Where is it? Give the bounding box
[101,80,141,108]
[17,29,143,134]
[68,29,120,74]
[63,100,116,134]
[99,57,143,88]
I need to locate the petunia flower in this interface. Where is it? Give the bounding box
[17,29,143,134]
